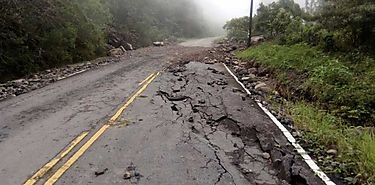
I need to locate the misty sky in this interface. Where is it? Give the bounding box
[194,0,305,25]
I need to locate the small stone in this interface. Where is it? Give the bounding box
[153,41,164,46]
[11,79,26,86]
[262,152,271,159]
[292,131,302,137]
[237,69,248,75]
[241,76,251,81]
[123,171,132,179]
[248,68,257,74]
[232,88,242,93]
[242,168,253,174]
[198,99,206,104]
[327,149,337,155]
[243,74,256,81]
[126,43,134,50]
[255,82,272,93]
[94,168,108,177]
[188,117,194,122]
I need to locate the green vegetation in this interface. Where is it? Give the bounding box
[0,0,211,82]
[238,42,375,183]
[238,41,375,184]
[229,0,375,182]
[0,0,109,81]
[107,0,210,47]
[225,0,375,54]
[237,43,375,125]
[289,102,375,184]
[223,17,250,41]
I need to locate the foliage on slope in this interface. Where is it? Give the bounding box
[0,0,209,81]
[238,42,375,184]
[228,0,375,183]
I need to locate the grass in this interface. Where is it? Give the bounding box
[237,42,375,184]
[288,102,375,184]
[237,42,375,125]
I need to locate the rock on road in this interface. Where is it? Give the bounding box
[0,38,324,185]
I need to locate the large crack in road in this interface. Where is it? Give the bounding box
[0,42,326,185]
[139,61,325,185]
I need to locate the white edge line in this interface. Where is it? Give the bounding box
[223,63,335,185]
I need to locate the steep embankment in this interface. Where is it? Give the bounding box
[236,42,375,184]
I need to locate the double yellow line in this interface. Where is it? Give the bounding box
[24,72,159,185]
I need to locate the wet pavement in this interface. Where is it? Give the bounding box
[0,40,324,185]
[56,62,324,185]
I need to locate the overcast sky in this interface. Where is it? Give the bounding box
[193,0,305,25]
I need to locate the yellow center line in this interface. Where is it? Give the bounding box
[109,72,158,123]
[23,131,89,185]
[138,73,155,86]
[43,72,160,185]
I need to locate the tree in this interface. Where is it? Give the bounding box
[317,0,375,52]
[253,0,304,39]
[0,0,210,81]
[223,17,250,41]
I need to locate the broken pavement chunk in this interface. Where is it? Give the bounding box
[94,168,108,177]
[123,171,132,179]
[123,163,143,182]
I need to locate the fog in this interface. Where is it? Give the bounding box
[193,0,305,33]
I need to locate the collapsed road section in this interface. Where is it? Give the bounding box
[156,62,325,185]
[55,61,325,185]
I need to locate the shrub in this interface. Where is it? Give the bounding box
[237,42,374,125]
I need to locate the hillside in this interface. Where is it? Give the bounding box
[0,0,211,82]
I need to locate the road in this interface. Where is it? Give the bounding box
[179,37,221,47]
[0,39,324,185]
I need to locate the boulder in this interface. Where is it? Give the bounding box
[241,74,256,82]
[125,43,133,50]
[153,41,164,46]
[255,82,272,93]
[11,79,26,86]
[109,48,125,56]
[251,35,265,44]
[262,152,271,159]
[119,46,126,52]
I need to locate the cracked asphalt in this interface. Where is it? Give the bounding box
[0,38,324,185]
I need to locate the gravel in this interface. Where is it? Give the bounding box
[0,57,121,101]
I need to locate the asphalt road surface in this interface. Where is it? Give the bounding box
[0,39,324,185]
